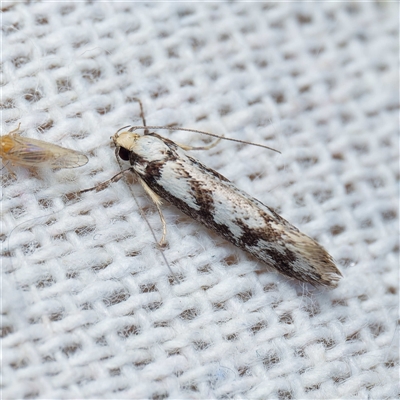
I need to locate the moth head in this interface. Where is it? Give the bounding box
[112,129,171,162]
[113,131,140,151]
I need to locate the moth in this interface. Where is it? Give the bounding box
[1,124,88,176]
[82,102,342,287]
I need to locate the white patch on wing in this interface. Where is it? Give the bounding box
[157,161,201,211]
[211,193,244,239]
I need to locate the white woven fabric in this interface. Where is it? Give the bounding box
[1,2,398,399]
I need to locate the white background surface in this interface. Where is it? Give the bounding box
[1,2,398,399]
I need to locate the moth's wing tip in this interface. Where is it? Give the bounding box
[52,152,89,168]
[74,153,89,167]
[319,268,343,288]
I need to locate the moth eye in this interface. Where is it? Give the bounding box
[118,147,130,161]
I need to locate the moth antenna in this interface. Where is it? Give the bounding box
[128,125,281,153]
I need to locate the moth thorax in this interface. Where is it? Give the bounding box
[1,136,14,153]
[129,135,172,162]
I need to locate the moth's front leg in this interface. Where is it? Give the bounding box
[137,176,167,248]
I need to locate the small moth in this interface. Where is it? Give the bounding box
[1,124,88,175]
[83,103,342,287]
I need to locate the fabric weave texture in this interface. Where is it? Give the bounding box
[1,2,398,399]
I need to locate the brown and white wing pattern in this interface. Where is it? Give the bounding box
[113,130,342,288]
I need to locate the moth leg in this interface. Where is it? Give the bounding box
[79,168,133,194]
[137,177,167,248]
[129,98,148,135]
[8,123,22,136]
[176,137,222,151]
